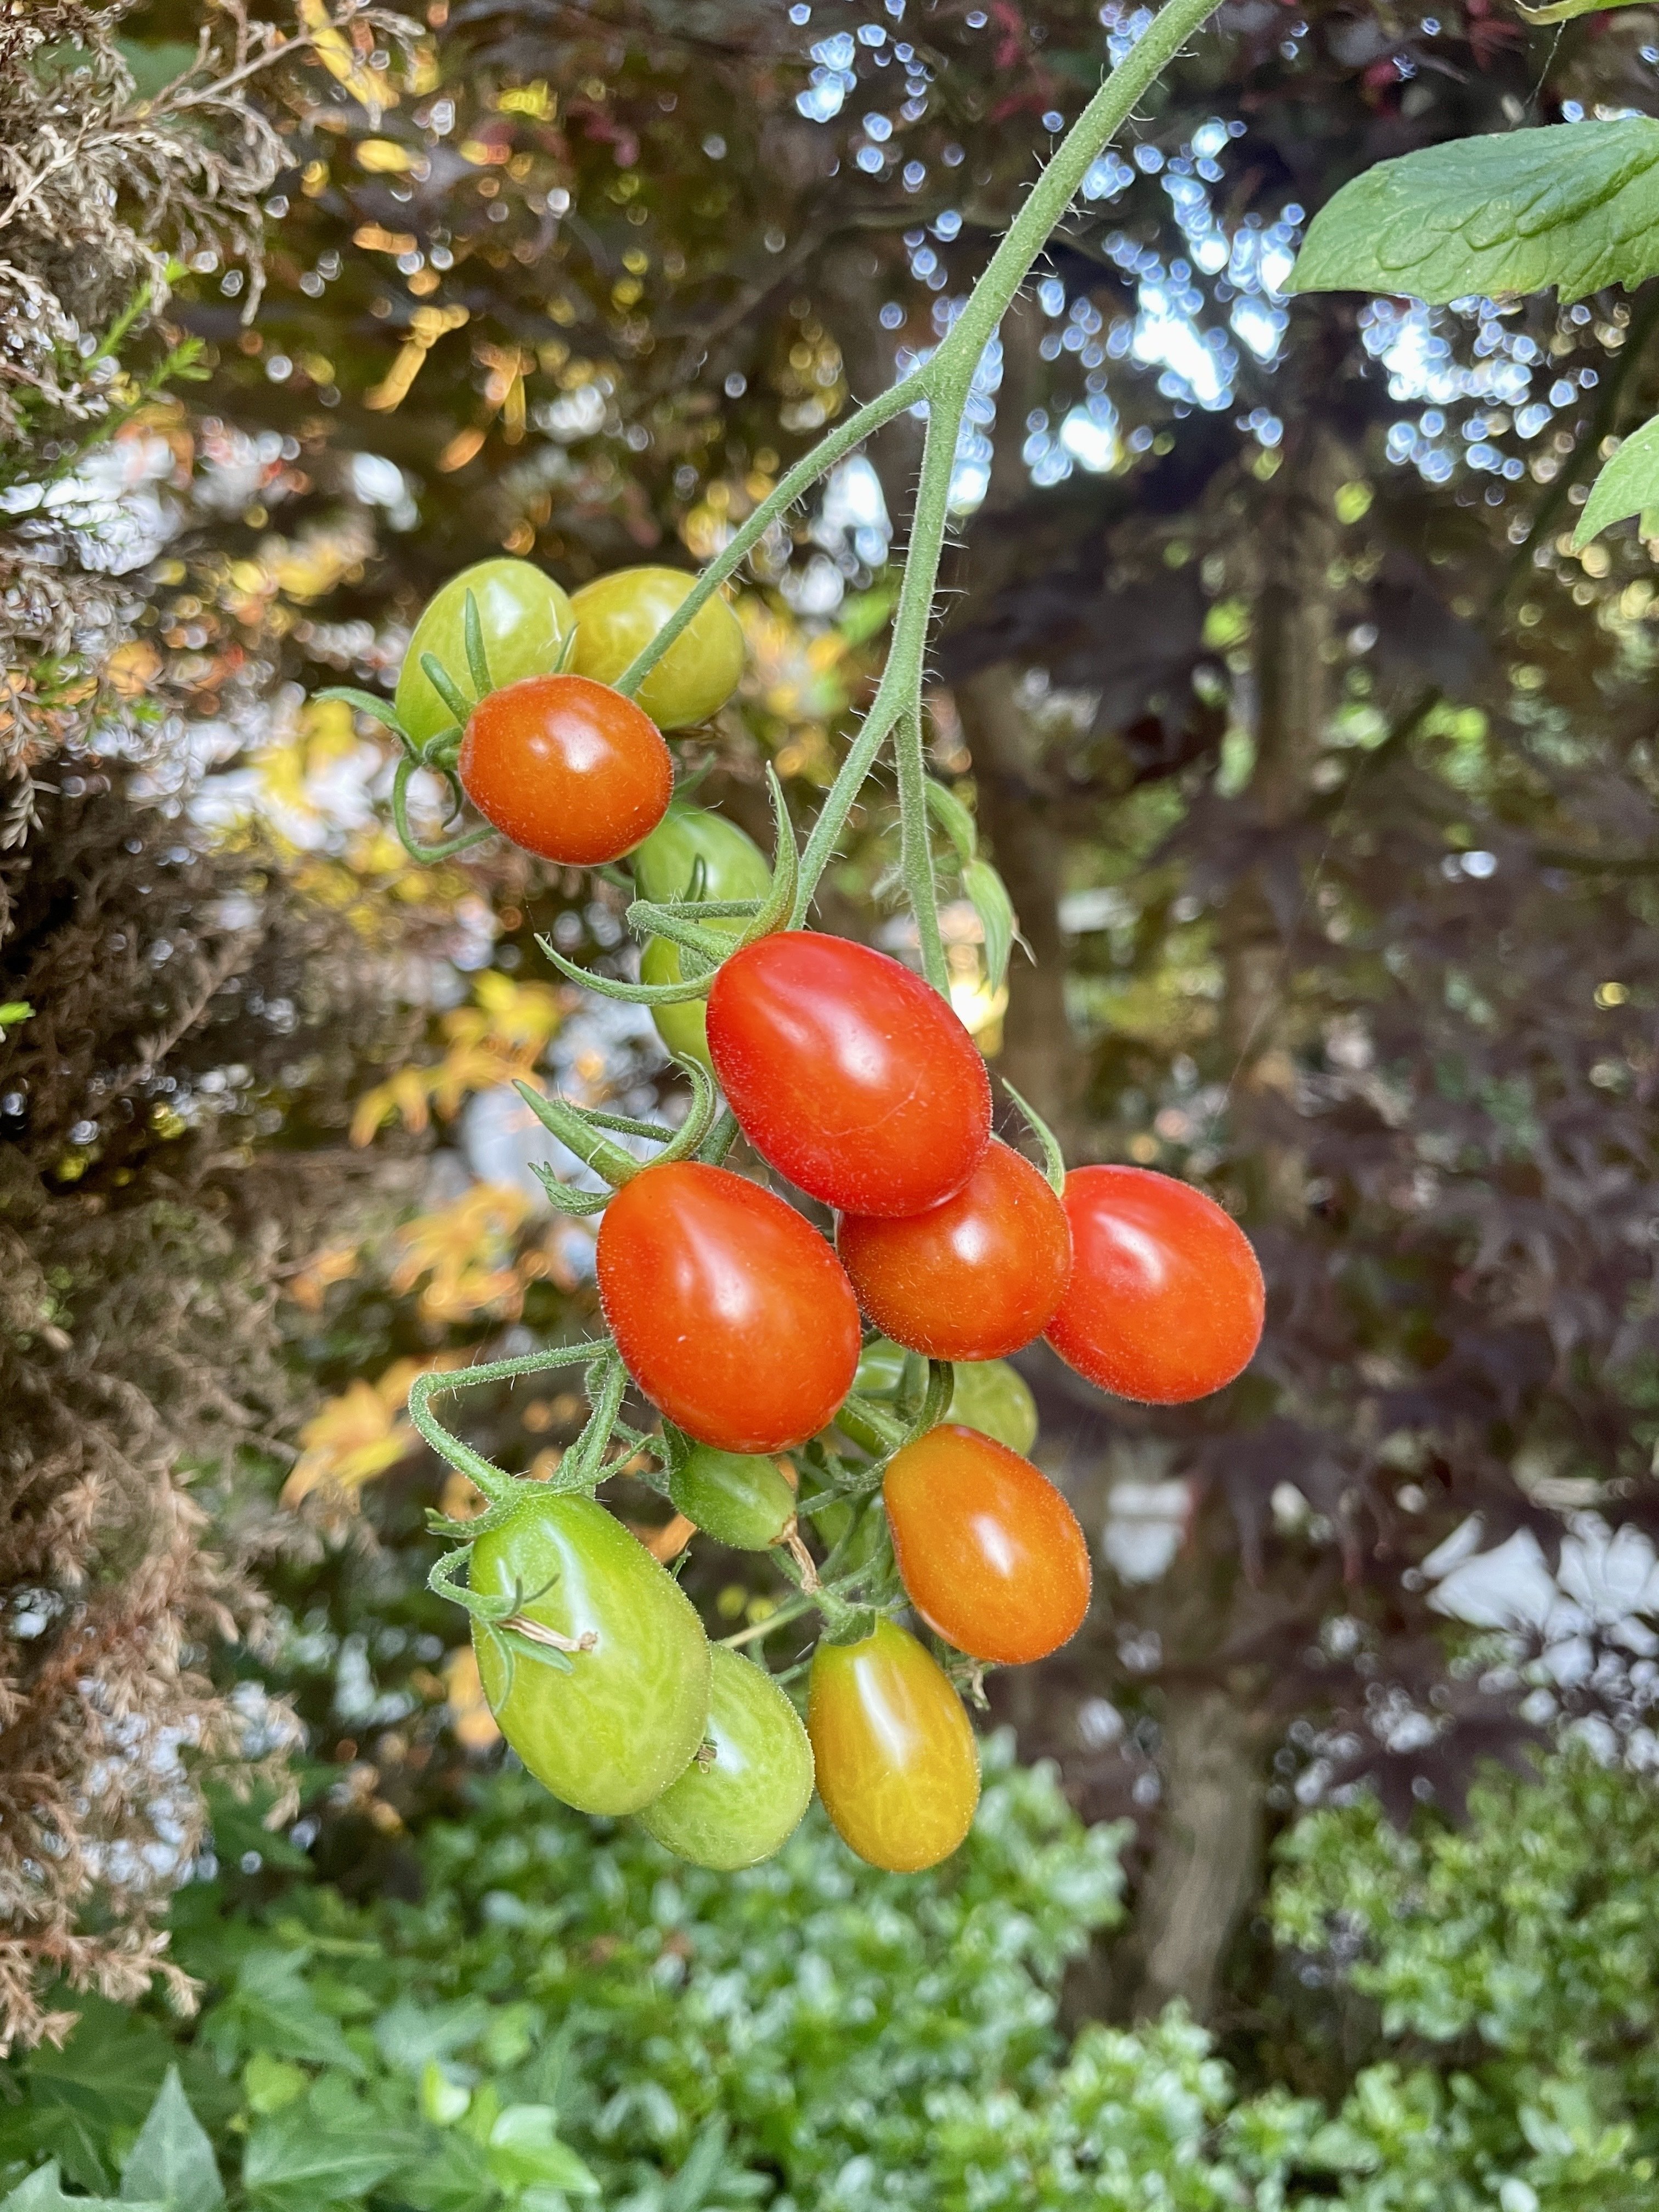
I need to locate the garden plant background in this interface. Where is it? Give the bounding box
[4,0,1659,2203]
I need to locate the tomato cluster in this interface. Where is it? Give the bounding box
[370,555,1268,1881]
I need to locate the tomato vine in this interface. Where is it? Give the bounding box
[325,0,1252,1877]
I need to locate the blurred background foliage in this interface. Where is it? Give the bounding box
[7,0,1659,2198]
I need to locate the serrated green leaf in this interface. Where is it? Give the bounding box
[962,857,1019,993]
[1289,120,1659,305]
[1573,410,1659,544]
[120,2070,223,2212]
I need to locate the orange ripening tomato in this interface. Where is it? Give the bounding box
[837,1141,1073,1360]
[705,932,991,1216]
[882,1424,1091,1665]
[596,1161,860,1453]
[1045,1164,1264,1404]
[807,1617,979,1872]
[458,673,672,864]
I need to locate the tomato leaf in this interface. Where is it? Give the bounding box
[1288,120,1659,304]
[962,857,1019,992]
[1573,410,1659,544]
[924,778,978,866]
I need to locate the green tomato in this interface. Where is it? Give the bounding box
[946,1358,1039,1457]
[570,567,745,729]
[853,1338,1039,1456]
[668,1443,798,1550]
[639,1647,814,1870]
[631,805,774,906]
[394,559,575,747]
[470,1493,710,1817]
[635,806,773,1071]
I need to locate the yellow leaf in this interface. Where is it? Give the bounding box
[357,138,420,174]
[443,1647,500,1749]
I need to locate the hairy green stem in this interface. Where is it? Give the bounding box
[409,1344,607,1500]
[896,704,950,995]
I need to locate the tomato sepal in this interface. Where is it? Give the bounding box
[1001,1079,1067,1195]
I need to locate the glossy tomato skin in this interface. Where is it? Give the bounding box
[633,807,774,1073]
[470,1492,710,1816]
[640,1647,814,1870]
[706,934,992,1216]
[808,1618,979,1873]
[838,1142,1072,1360]
[668,1444,797,1550]
[854,1339,1040,1455]
[883,1425,1090,1666]
[1046,1164,1265,1404]
[596,1160,860,1453]
[458,673,672,865]
[570,567,745,730]
[396,559,574,746]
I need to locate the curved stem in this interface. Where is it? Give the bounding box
[392,758,494,865]
[612,366,932,701]
[409,1344,606,1499]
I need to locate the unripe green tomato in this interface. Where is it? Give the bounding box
[668,1443,797,1550]
[639,1647,815,1870]
[853,1338,1039,1456]
[635,806,773,1071]
[470,1492,710,1816]
[394,559,575,747]
[641,935,717,1073]
[631,805,774,906]
[569,567,745,729]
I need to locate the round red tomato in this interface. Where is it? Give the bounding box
[596,1161,860,1453]
[883,1424,1091,1665]
[837,1141,1072,1359]
[1045,1164,1264,1403]
[458,673,672,864]
[807,1617,979,1872]
[704,933,991,1216]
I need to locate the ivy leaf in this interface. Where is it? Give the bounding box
[1288,120,1659,304]
[239,2111,403,2209]
[962,857,1019,993]
[484,2106,600,2196]
[1573,411,1659,544]
[120,2070,224,2212]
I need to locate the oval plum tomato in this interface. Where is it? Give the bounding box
[668,1443,797,1551]
[853,1339,1039,1455]
[458,673,672,864]
[396,558,574,747]
[596,1160,860,1453]
[632,806,774,1073]
[570,566,745,730]
[883,1425,1090,1666]
[838,1141,1072,1361]
[640,1647,814,1870]
[706,934,992,1216]
[808,1617,979,1872]
[1046,1164,1265,1404]
[470,1492,710,1816]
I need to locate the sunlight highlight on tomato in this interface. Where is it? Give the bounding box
[1045,1164,1264,1403]
[807,1617,979,1872]
[838,1141,1072,1359]
[596,1160,860,1452]
[706,933,991,1216]
[883,1425,1091,1664]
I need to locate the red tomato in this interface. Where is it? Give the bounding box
[458,673,672,864]
[883,1425,1091,1664]
[705,933,991,1216]
[837,1141,1072,1359]
[807,1617,979,1872]
[1045,1164,1263,1403]
[596,1161,860,1452]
